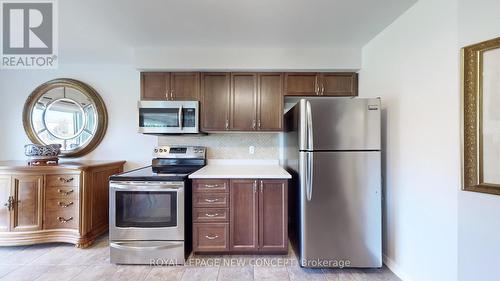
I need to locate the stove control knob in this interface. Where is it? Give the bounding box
[154,149,158,153]
[159,149,163,153]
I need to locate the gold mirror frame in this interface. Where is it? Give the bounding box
[462,36,500,195]
[23,78,108,158]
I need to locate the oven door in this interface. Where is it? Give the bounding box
[138,101,199,134]
[109,181,184,241]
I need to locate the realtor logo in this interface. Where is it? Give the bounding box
[1,0,58,68]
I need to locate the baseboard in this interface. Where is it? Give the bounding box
[383,254,411,281]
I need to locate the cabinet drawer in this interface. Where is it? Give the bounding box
[45,199,79,212]
[46,186,79,200]
[46,174,79,187]
[193,193,229,208]
[193,179,229,193]
[193,223,229,252]
[193,208,229,223]
[44,206,79,230]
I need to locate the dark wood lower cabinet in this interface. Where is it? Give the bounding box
[230,179,258,251]
[192,178,288,254]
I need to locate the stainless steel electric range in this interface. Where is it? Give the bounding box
[109,145,206,265]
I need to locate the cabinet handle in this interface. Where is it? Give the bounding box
[258,120,261,129]
[58,177,74,183]
[165,91,169,99]
[204,198,219,203]
[252,120,256,130]
[58,201,74,208]
[316,81,320,95]
[205,235,219,240]
[321,84,325,95]
[253,180,257,193]
[203,184,220,188]
[3,196,14,211]
[57,216,73,223]
[58,189,74,196]
[205,213,219,217]
[260,180,263,193]
[225,119,229,130]
[170,90,174,100]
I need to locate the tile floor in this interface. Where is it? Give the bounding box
[0,235,400,281]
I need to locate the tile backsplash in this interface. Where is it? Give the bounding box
[158,133,279,159]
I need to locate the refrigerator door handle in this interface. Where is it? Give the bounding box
[306,152,313,201]
[306,100,314,150]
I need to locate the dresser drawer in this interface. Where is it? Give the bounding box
[193,223,229,252]
[46,174,79,187]
[46,186,79,200]
[193,193,229,208]
[193,208,229,223]
[193,179,229,193]
[44,206,79,230]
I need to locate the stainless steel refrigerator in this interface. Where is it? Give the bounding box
[284,97,382,268]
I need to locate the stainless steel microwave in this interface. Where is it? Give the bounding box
[138,101,199,134]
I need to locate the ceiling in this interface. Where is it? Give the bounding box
[58,0,416,63]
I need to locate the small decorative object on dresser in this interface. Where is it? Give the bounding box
[24,143,62,166]
[0,160,125,248]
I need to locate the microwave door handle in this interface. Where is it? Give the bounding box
[178,106,183,129]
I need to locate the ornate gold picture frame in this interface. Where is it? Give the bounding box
[462,36,500,195]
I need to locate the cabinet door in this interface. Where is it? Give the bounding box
[171,72,200,101]
[230,73,257,131]
[11,175,43,232]
[259,180,288,252]
[258,73,283,131]
[284,73,319,96]
[230,179,258,251]
[320,73,358,96]
[0,176,11,232]
[201,73,230,131]
[141,72,170,100]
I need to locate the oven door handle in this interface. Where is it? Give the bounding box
[110,182,183,191]
[110,242,182,251]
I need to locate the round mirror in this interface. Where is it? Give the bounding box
[23,78,108,157]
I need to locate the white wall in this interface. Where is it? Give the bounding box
[359,0,459,280]
[457,1,500,280]
[0,64,156,170]
[134,47,361,71]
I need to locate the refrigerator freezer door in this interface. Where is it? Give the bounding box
[299,98,381,151]
[299,151,382,268]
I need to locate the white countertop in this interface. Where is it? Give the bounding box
[189,160,291,179]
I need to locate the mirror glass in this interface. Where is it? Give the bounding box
[24,79,106,157]
[482,48,500,183]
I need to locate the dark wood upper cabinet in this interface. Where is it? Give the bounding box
[258,73,283,131]
[10,175,43,232]
[259,180,288,252]
[141,72,200,101]
[284,72,358,97]
[230,73,257,131]
[284,73,318,96]
[170,72,200,100]
[201,73,230,131]
[321,73,358,96]
[141,72,170,100]
[230,179,259,251]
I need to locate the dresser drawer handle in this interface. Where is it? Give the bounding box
[204,199,219,203]
[205,213,219,217]
[203,184,221,188]
[58,189,74,196]
[58,177,74,183]
[58,201,74,208]
[57,216,73,223]
[205,235,219,240]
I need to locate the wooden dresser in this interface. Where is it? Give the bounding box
[0,160,125,248]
